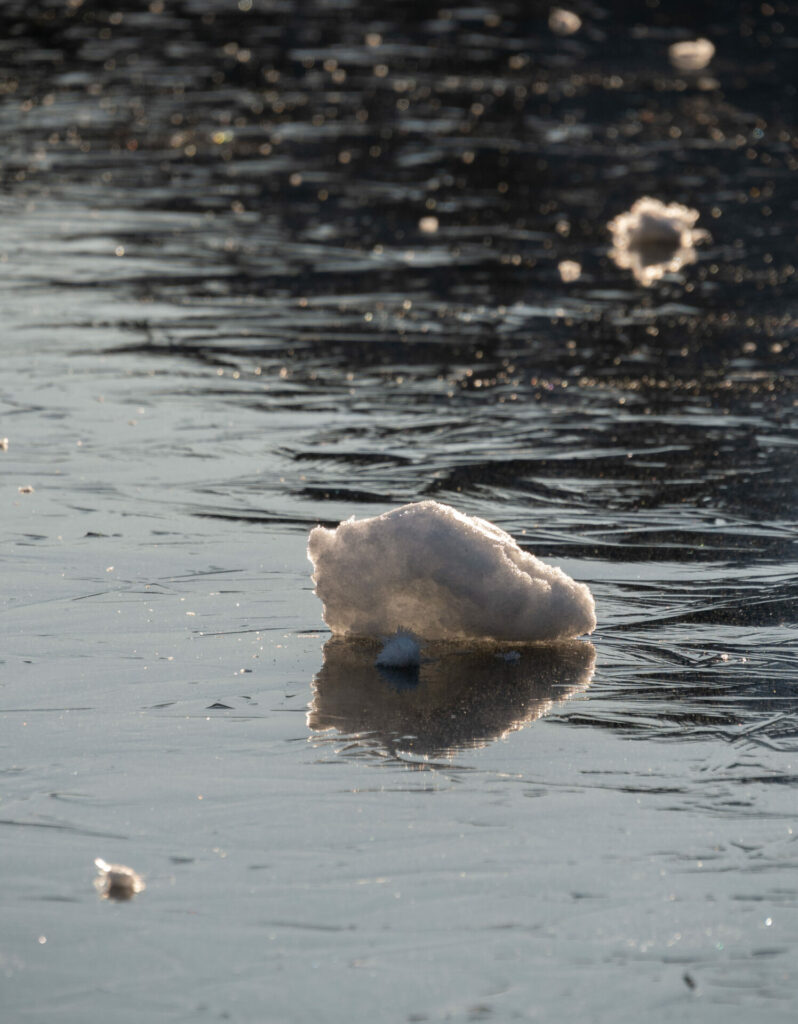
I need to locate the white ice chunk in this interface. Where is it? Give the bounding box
[307,500,596,642]
[558,259,582,283]
[607,196,709,286]
[549,8,581,36]
[376,629,422,669]
[669,38,715,72]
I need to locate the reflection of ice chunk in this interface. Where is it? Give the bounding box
[669,38,715,72]
[549,8,581,36]
[607,196,709,287]
[307,500,596,642]
[94,858,145,901]
[309,638,595,757]
[376,629,422,669]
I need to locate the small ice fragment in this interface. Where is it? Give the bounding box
[94,858,145,901]
[376,629,422,669]
[669,38,715,72]
[308,500,596,642]
[549,8,581,35]
[558,259,582,283]
[607,196,709,286]
[496,650,521,663]
[419,215,439,234]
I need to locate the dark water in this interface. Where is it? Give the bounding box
[2,2,797,1020]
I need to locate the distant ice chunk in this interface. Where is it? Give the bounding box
[607,196,709,286]
[94,858,145,901]
[558,259,582,283]
[549,8,581,36]
[376,629,422,669]
[307,500,596,642]
[669,38,715,72]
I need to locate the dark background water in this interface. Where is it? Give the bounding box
[2,2,797,1021]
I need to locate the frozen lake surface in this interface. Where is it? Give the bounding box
[2,2,797,1021]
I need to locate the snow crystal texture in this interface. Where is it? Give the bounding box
[307,501,596,642]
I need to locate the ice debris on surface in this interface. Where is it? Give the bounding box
[558,259,582,283]
[307,500,596,642]
[94,858,146,901]
[669,38,715,72]
[607,196,709,286]
[549,8,581,35]
[376,629,422,669]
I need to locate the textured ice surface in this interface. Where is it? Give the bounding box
[607,196,709,286]
[307,501,596,642]
[376,629,422,669]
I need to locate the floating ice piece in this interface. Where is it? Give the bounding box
[307,500,596,642]
[549,8,581,36]
[558,259,582,283]
[669,38,715,72]
[376,629,422,669]
[94,858,146,901]
[607,196,709,286]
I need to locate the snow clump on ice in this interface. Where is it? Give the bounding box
[558,259,582,283]
[669,38,715,72]
[549,8,581,36]
[307,500,596,643]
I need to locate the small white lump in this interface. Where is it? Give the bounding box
[549,8,581,36]
[668,38,715,72]
[94,858,146,901]
[307,500,596,642]
[558,259,582,283]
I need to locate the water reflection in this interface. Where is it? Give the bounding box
[308,638,595,758]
